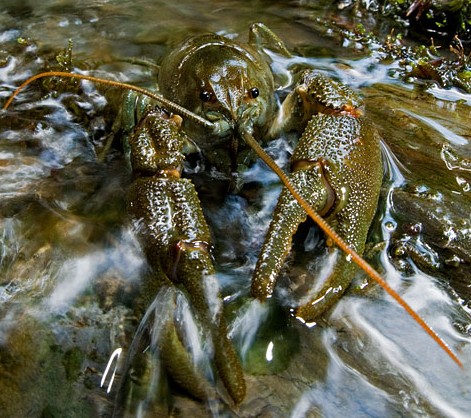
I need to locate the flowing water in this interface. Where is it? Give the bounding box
[0,1,470,417]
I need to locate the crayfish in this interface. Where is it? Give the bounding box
[2,22,462,414]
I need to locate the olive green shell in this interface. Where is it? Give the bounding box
[158,33,276,145]
[253,112,383,321]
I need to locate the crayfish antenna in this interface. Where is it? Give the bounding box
[2,71,216,132]
[4,70,463,369]
[2,71,144,110]
[240,129,463,369]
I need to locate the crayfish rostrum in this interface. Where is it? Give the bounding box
[2,22,461,414]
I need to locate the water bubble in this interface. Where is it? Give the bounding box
[265,341,274,362]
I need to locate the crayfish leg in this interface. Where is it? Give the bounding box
[248,22,292,58]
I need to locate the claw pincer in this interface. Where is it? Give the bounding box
[252,72,383,323]
[126,110,245,404]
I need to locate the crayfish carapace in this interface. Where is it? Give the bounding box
[3,22,462,412]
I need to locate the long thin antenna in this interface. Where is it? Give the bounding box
[241,129,463,368]
[3,70,463,368]
[2,71,217,132]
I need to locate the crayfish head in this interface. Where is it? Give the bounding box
[158,33,277,149]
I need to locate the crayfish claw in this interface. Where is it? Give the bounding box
[293,251,355,323]
[124,110,246,406]
[253,102,382,323]
[252,164,330,301]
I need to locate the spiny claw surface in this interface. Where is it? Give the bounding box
[253,110,383,322]
[297,71,363,115]
[251,164,329,299]
[127,111,246,405]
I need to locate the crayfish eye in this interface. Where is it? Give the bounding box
[199,90,213,102]
[249,87,260,99]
